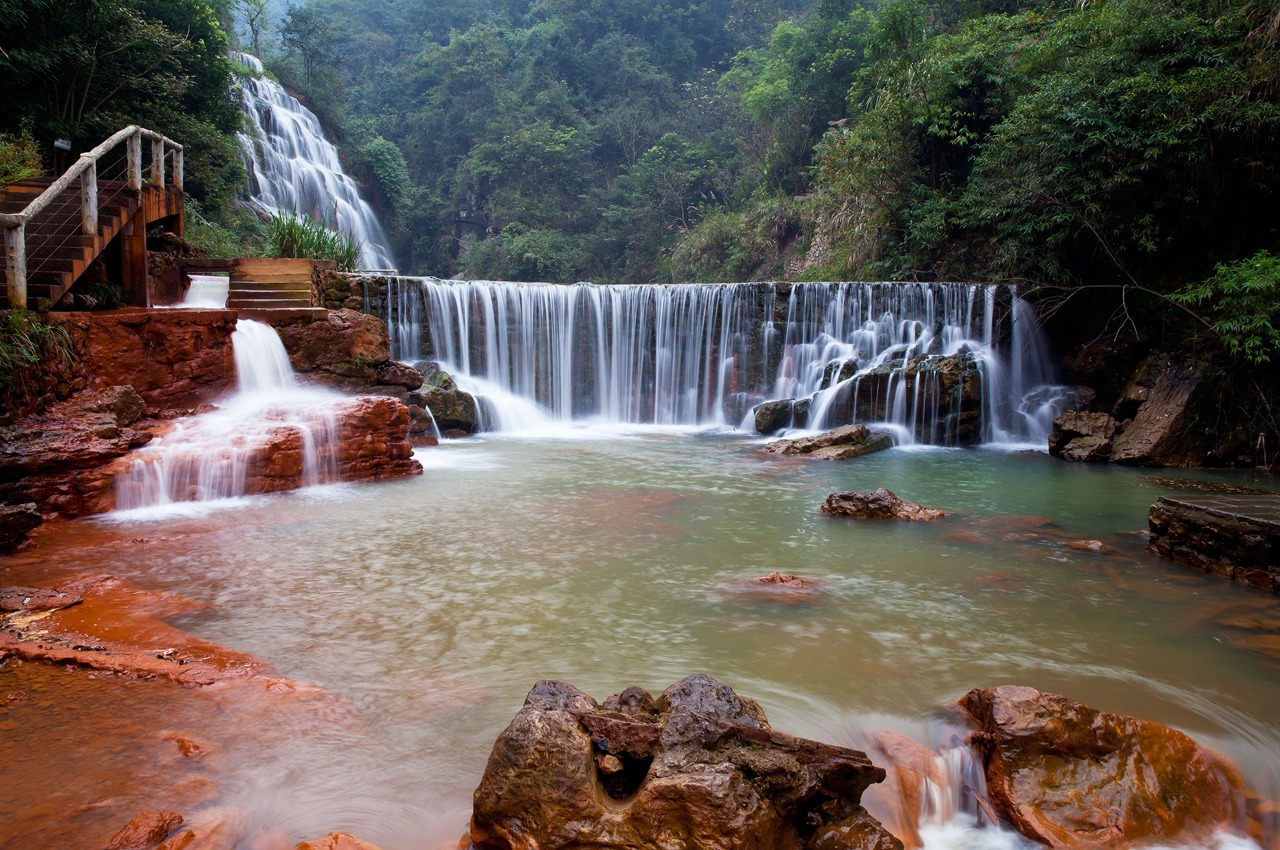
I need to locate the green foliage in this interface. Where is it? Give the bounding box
[0,309,73,408]
[670,193,803,281]
[267,211,361,271]
[0,131,43,187]
[186,199,268,258]
[1174,251,1280,365]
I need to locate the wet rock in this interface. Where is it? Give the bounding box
[1109,354,1205,465]
[413,370,480,435]
[1049,411,1117,462]
[820,489,944,521]
[470,674,898,850]
[956,685,1247,848]
[0,585,82,612]
[1148,496,1280,592]
[764,424,894,460]
[0,503,42,551]
[722,572,825,606]
[820,358,859,389]
[294,833,386,850]
[107,809,184,850]
[754,399,801,435]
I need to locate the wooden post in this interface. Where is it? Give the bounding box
[81,158,98,235]
[150,138,164,186]
[127,131,142,190]
[4,223,26,309]
[173,147,183,191]
[120,211,149,307]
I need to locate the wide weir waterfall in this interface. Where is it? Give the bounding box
[234,53,396,271]
[373,278,1072,445]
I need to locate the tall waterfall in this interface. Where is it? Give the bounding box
[233,53,397,271]
[373,279,1073,446]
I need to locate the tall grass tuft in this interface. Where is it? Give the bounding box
[267,212,362,272]
[0,131,44,188]
[0,309,74,412]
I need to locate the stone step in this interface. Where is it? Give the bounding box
[227,297,314,310]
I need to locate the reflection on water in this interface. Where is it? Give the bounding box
[3,434,1279,849]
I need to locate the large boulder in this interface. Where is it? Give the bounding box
[820,489,944,521]
[0,503,42,552]
[765,424,894,460]
[412,368,480,435]
[1048,411,1118,462]
[754,399,809,435]
[955,686,1247,848]
[470,675,900,850]
[1109,354,1204,465]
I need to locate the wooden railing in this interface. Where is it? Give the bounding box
[0,125,183,309]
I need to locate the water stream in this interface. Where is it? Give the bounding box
[376,279,1073,446]
[233,53,397,271]
[14,433,1270,849]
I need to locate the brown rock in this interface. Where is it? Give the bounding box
[470,674,898,850]
[107,809,184,850]
[0,585,82,612]
[1110,354,1205,465]
[1049,411,1117,461]
[859,730,947,850]
[956,685,1247,848]
[820,489,944,521]
[294,833,385,850]
[765,424,894,460]
[0,502,43,551]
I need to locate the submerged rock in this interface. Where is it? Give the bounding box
[470,674,898,850]
[820,489,944,521]
[764,424,894,460]
[955,685,1247,848]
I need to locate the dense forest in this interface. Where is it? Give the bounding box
[3,0,1280,397]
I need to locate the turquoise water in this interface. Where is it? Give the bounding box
[55,433,1280,848]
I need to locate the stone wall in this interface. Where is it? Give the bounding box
[1148,496,1280,593]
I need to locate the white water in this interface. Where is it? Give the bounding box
[112,320,343,512]
[179,274,230,308]
[233,53,396,271]
[378,279,1072,445]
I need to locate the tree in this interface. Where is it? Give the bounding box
[281,4,335,94]
[239,0,270,56]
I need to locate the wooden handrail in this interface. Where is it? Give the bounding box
[2,125,183,309]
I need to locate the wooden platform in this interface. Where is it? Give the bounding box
[1148,494,1280,593]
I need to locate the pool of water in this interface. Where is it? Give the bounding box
[5,432,1279,849]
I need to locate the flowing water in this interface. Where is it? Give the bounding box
[111,320,343,511]
[6,431,1276,849]
[374,279,1073,445]
[233,53,396,271]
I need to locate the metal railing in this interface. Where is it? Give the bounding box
[1,125,183,309]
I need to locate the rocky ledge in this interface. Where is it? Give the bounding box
[764,424,894,460]
[1148,494,1280,593]
[470,674,901,850]
[820,488,945,521]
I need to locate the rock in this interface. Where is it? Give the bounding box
[820,358,859,389]
[470,674,898,850]
[820,489,944,521]
[107,809,185,850]
[764,424,894,460]
[956,685,1247,848]
[754,399,800,435]
[821,354,982,446]
[1109,354,1205,465]
[273,309,390,373]
[414,384,480,435]
[0,585,82,612]
[723,572,825,606]
[0,503,42,551]
[860,731,946,850]
[1048,411,1117,461]
[1147,495,1280,592]
[294,834,386,850]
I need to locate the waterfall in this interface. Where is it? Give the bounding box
[112,320,341,512]
[377,279,1071,446]
[233,53,397,271]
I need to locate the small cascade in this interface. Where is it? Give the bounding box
[378,278,1071,444]
[112,320,342,512]
[182,274,229,308]
[233,53,396,271]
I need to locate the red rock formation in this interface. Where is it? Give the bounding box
[295,833,387,850]
[955,685,1248,848]
[820,489,945,521]
[470,675,899,850]
[107,809,185,850]
[51,309,239,414]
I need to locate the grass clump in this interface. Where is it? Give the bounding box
[0,131,43,188]
[0,309,74,410]
[267,212,361,272]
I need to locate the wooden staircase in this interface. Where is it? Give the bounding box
[1,125,183,310]
[228,259,317,309]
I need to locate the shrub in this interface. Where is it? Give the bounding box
[266,212,361,272]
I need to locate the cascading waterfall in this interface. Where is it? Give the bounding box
[376,278,1071,445]
[112,320,341,511]
[233,53,397,271]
